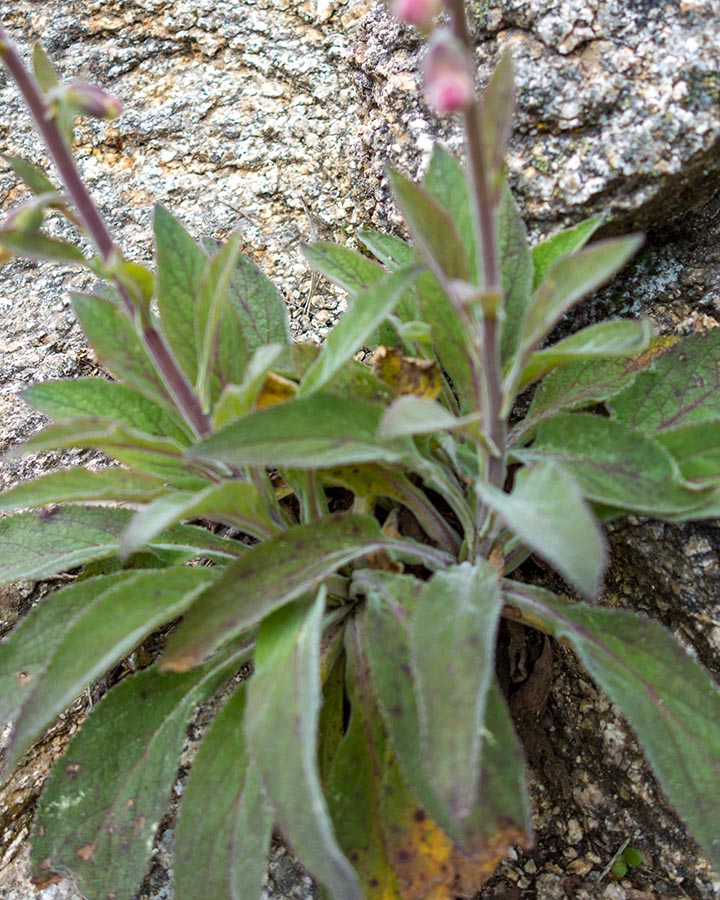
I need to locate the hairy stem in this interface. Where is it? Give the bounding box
[0,30,211,438]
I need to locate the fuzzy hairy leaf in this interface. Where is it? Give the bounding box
[518,318,652,391]
[245,591,363,900]
[298,266,421,397]
[519,236,643,356]
[212,343,285,426]
[23,377,192,444]
[387,168,471,282]
[379,396,460,439]
[498,184,533,363]
[3,566,217,770]
[475,461,606,599]
[423,144,478,283]
[175,685,273,900]
[154,204,209,384]
[72,292,174,407]
[657,421,720,485]
[505,583,720,873]
[0,229,87,263]
[609,328,720,432]
[0,467,168,511]
[225,243,291,351]
[515,413,709,516]
[0,505,240,584]
[354,571,531,855]
[2,153,58,195]
[410,562,503,827]
[357,229,415,269]
[302,241,385,294]
[532,214,603,290]
[479,53,515,204]
[32,656,244,900]
[121,480,279,557]
[189,394,406,469]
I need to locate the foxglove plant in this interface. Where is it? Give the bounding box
[1,2,719,899]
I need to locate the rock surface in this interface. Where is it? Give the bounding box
[1,0,719,898]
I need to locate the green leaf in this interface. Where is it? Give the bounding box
[31,657,242,900]
[514,340,672,443]
[609,328,720,432]
[0,229,87,263]
[518,318,653,390]
[32,43,60,91]
[72,292,174,408]
[298,266,422,397]
[514,413,709,516]
[354,571,530,854]
[225,244,291,351]
[475,461,607,598]
[357,229,415,269]
[657,421,720,485]
[423,144,478,283]
[154,204,209,384]
[0,505,240,584]
[189,395,405,469]
[519,236,643,355]
[0,467,168,511]
[212,344,285,427]
[302,242,385,294]
[4,566,217,770]
[245,590,363,900]
[0,572,133,729]
[175,685,273,900]
[196,234,247,408]
[2,154,58,195]
[23,377,192,444]
[410,561,503,826]
[387,168,471,282]
[379,395,459,438]
[17,418,207,491]
[159,514,425,672]
[479,53,515,204]
[532,214,604,290]
[504,583,720,874]
[121,480,279,558]
[498,183,533,362]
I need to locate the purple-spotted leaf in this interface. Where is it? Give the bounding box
[504,582,720,873]
[0,467,168,511]
[154,204,210,384]
[298,266,422,397]
[387,167,471,282]
[475,461,606,599]
[423,144,479,283]
[72,292,175,408]
[23,377,192,444]
[0,229,87,262]
[121,480,279,558]
[175,685,273,900]
[16,418,207,490]
[410,561,503,826]
[532,214,603,290]
[518,318,652,391]
[4,566,217,771]
[160,513,449,672]
[0,505,241,584]
[609,328,720,433]
[498,183,533,362]
[245,590,363,900]
[519,236,643,356]
[514,413,710,516]
[31,654,245,900]
[189,395,405,469]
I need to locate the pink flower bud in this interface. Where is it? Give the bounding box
[422,30,475,113]
[389,0,443,30]
[59,82,123,120]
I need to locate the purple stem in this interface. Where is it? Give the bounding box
[0,30,210,437]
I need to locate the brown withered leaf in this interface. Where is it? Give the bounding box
[372,346,443,400]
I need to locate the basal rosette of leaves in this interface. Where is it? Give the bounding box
[1,3,720,898]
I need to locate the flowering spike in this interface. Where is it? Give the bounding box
[51,82,123,121]
[389,0,443,32]
[422,29,475,113]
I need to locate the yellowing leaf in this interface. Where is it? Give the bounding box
[372,347,443,399]
[254,372,298,409]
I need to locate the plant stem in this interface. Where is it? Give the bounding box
[443,0,507,552]
[0,30,211,438]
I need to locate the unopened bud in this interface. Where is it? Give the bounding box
[422,30,475,113]
[389,0,443,31]
[54,82,123,120]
